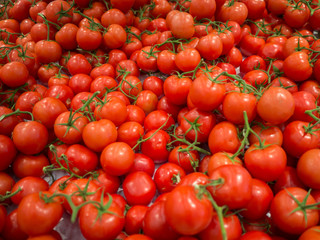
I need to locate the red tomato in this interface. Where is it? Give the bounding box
[82,119,118,152]
[164,185,213,235]
[123,171,156,206]
[270,187,319,235]
[297,149,320,189]
[208,165,253,209]
[12,121,48,155]
[17,192,63,236]
[0,135,17,171]
[100,142,134,176]
[257,87,295,125]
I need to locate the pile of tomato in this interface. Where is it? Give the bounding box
[2,0,320,239]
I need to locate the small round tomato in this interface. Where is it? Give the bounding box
[17,192,63,236]
[123,171,156,206]
[297,149,320,189]
[100,142,134,176]
[208,121,241,154]
[125,205,148,235]
[13,153,49,178]
[208,165,253,210]
[0,61,29,88]
[164,185,213,235]
[12,121,48,155]
[0,135,17,171]
[82,119,118,152]
[257,87,295,125]
[270,187,319,235]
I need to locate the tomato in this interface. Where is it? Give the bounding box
[257,87,295,125]
[34,40,62,64]
[0,135,16,171]
[168,145,199,173]
[0,61,29,88]
[291,91,317,122]
[68,74,92,94]
[92,169,120,194]
[244,144,287,182]
[270,77,298,94]
[142,76,164,98]
[189,0,216,19]
[196,34,223,60]
[54,111,88,145]
[13,153,49,179]
[45,0,73,25]
[207,152,242,175]
[94,96,127,126]
[33,97,68,129]
[189,75,225,112]
[11,176,49,205]
[12,121,48,155]
[208,121,241,154]
[299,226,320,240]
[135,90,159,114]
[154,162,186,193]
[124,205,148,235]
[208,165,253,209]
[82,119,117,152]
[274,166,306,194]
[123,171,156,206]
[90,76,117,98]
[283,121,319,157]
[67,54,92,76]
[299,80,320,100]
[283,51,312,82]
[78,198,125,240]
[62,178,101,214]
[143,199,180,240]
[141,129,171,163]
[0,172,15,197]
[55,23,78,50]
[1,209,28,240]
[103,24,127,49]
[218,1,248,25]
[297,149,320,189]
[249,125,283,146]
[199,211,242,240]
[241,179,274,220]
[222,92,257,124]
[167,11,194,39]
[284,2,310,28]
[100,142,134,176]
[17,192,63,236]
[117,121,144,149]
[180,108,216,143]
[126,105,146,124]
[240,231,272,240]
[175,48,201,72]
[270,187,319,235]
[164,185,213,235]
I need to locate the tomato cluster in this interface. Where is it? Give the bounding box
[1,0,320,239]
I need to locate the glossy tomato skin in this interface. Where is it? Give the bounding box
[270,187,319,235]
[141,130,171,163]
[257,87,295,125]
[297,149,320,189]
[154,162,186,194]
[299,226,320,240]
[17,192,63,236]
[240,231,272,240]
[12,121,48,155]
[241,179,274,220]
[13,153,49,178]
[79,200,125,240]
[244,144,287,182]
[100,142,135,176]
[0,135,17,171]
[199,211,242,240]
[64,144,98,176]
[143,199,181,240]
[82,119,118,152]
[123,171,156,206]
[11,176,49,205]
[125,205,148,235]
[283,121,319,157]
[208,121,241,154]
[164,185,213,236]
[1,209,28,240]
[209,165,253,210]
